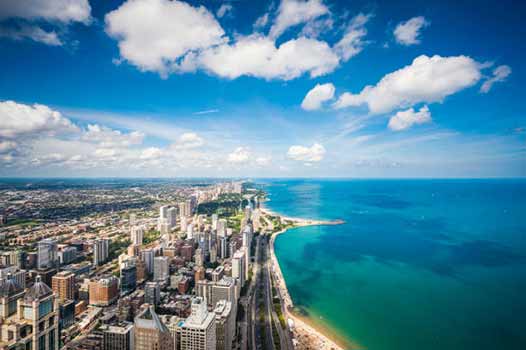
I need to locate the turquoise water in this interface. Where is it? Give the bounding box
[264,179,526,350]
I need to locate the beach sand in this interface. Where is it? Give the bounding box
[265,209,356,350]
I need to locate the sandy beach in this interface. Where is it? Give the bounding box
[264,207,352,350]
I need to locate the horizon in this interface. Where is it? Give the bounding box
[1,0,525,178]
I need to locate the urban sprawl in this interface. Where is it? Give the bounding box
[0,180,336,350]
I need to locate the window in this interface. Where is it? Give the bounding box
[38,335,46,350]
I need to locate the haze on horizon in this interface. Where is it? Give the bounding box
[0,0,524,178]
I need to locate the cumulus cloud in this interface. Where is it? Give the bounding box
[172,132,204,150]
[82,124,144,148]
[269,0,329,39]
[0,25,62,46]
[104,0,375,81]
[0,0,91,24]
[227,147,251,164]
[388,105,432,131]
[0,100,78,139]
[394,16,429,46]
[334,13,371,61]
[480,65,512,93]
[216,4,232,18]
[287,143,325,162]
[334,55,482,114]
[194,34,339,80]
[105,0,226,76]
[301,83,335,110]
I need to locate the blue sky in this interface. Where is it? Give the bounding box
[0,0,524,177]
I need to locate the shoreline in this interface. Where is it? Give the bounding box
[261,204,353,350]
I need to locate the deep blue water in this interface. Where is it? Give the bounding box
[264,179,526,350]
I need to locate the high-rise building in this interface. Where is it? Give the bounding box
[130,226,145,246]
[211,277,237,309]
[217,219,227,237]
[231,249,246,290]
[179,297,216,350]
[103,322,135,350]
[89,276,119,306]
[140,249,154,275]
[38,238,58,270]
[58,246,77,265]
[214,300,234,350]
[120,260,137,295]
[194,248,203,267]
[93,238,110,266]
[167,207,177,229]
[144,282,160,306]
[134,306,172,350]
[153,256,169,282]
[17,276,59,350]
[52,270,75,302]
[211,214,218,230]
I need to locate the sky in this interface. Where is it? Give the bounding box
[0,0,525,178]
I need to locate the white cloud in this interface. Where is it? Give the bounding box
[480,65,512,93]
[0,0,91,24]
[269,0,329,39]
[216,4,232,18]
[287,143,325,162]
[334,55,482,114]
[172,132,204,150]
[0,100,78,139]
[254,13,269,30]
[140,147,163,159]
[227,147,251,163]
[0,25,62,46]
[82,124,144,148]
[195,34,339,80]
[104,0,347,81]
[388,105,432,131]
[94,148,118,159]
[193,109,219,115]
[334,13,370,61]
[105,0,226,76]
[394,16,429,46]
[301,83,335,110]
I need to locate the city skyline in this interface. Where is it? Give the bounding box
[1,0,525,178]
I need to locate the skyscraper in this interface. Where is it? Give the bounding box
[179,297,216,350]
[134,306,172,350]
[93,238,110,266]
[144,281,160,306]
[130,226,145,246]
[37,238,58,270]
[120,260,137,295]
[153,256,169,282]
[19,276,60,350]
[214,300,235,350]
[167,207,177,229]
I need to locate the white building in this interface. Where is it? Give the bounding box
[130,225,145,246]
[179,297,216,350]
